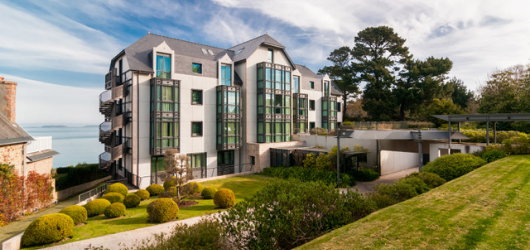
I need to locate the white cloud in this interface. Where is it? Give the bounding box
[1,74,102,126]
[0,2,122,75]
[212,0,530,92]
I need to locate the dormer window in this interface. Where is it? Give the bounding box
[267,48,273,63]
[235,47,244,55]
[156,54,171,79]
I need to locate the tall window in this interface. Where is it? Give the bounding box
[218,151,234,165]
[309,100,315,110]
[267,49,273,63]
[156,54,171,79]
[192,63,202,74]
[310,81,314,89]
[154,85,178,112]
[293,76,300,93]
[192,90,202,105]
[324,81,330,96]
[189,153,206,168]
[192,122,203,137]
[221,64,231,86]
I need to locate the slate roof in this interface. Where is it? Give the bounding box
[0,113,33,146]
[294,64,344,96]
[27,149,60,162]
[228,34,286,63]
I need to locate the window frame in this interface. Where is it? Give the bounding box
[267,48,274,63]
[192,63,202,74]
[156,54,171,79]
[191,89,203,105]
[310,81,314,89]
[309,100,315,111]
[191,121,203,137]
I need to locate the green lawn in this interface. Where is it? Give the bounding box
[22,174,272,249]
[297,155,530,250]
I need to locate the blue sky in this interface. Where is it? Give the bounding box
[1,0,529,126]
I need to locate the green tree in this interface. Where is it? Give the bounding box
[448,77,474,109]
[478,64,529,114]
[395,57,453,120]
[351,26,411,121]
[319,46,361,119]
[427,98,464,127]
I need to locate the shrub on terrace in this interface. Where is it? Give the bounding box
[85,199,111,217]
[421,153,487,181]
[481,149,508,163]
[260,166,356,187]
[104,202,126,218]
[135,189,150,200]
[183,182,204,196]
[147,198,179,223]
[59,205,87,225]
[105,183,128,196]
[201,186,218,199]
[146,184,164,196]
[123,194,141,208]
[101,192,124,203]
[213,188,235,209]
[405,172,446,189]
[21,213,74,247]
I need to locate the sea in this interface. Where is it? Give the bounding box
[23,126,102,168]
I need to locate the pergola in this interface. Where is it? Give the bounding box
[432,113,530,146]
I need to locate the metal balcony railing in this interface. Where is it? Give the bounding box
[27,136,53,154]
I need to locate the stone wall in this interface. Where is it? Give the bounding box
[0,143,24,172]
[0,80,17,122]
[25,157,53,176]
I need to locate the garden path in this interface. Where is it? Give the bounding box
[0,196,78,245]
[342,167,419,194]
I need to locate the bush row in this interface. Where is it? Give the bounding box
[260,166,356,187]
[55,163,109,191]
[461,130,528,144]
[421,153,487,181]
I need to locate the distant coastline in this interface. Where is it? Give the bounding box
[42,125,68,128]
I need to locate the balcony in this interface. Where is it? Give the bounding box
[99,152,111,169]
[99,90,112,115]
[112,114,123,131]
[105,68,119,90]
[111,144,123,161]
[27,136,53,153]
[99,121,112,144]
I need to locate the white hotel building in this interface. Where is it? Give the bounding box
[99,33,343,188]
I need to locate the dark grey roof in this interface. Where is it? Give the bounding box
[229,34,295,67]
[432,113,530,122]
[295,64,320,78]
[0,113,33,146]
[27,149,59,162]
[330,81,343,96]
[120,33,227,72]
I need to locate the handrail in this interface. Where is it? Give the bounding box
[78,183,108,203]
[27,136,53,153]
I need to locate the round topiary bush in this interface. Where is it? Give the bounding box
[213,188,235,208]
[59,205,87,225]
[147,198,179,223]
[105,183,129,196]
[21,213,74,247]
[85,198,111,217]
[163,177,176,190]
[421,153,487,181]
[102,192,125,203]
[482,149,508,163]
[135,189,150,200]
[146,184,164,196]
[183,182,204,196]
[406,172,447,189]
[104,202,126,218]
[123,194,141,208]
[201,186,218,199]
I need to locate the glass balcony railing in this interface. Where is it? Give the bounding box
[100,90,112,104]
[100,121,111,133]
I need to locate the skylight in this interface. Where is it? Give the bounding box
[201,48,207,54]
[235,47,244,55]
[208,49,214,56]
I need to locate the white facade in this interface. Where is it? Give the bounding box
[100,33,344,188]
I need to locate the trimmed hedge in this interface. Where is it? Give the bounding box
[164,178,176,190]
[104,202,126,218]
[349,169,380,182]
[146,184,164,196]
[405,172,446,189]
[183,182,204,196]
[147,198,179,223]
[54,163,109,191]
[260,166,356,187]
[105,183,128,196]
[101,192,124,203]
[85,199,111,217]
[59,205,87,225]
[21,213,74,247]
[482,150,508,163]
[421,153,487,181]
[213,188,235,208]
[123,194,141,208]
[201,186,218,199]
[135,189,150,200]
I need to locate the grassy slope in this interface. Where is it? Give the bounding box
[22,175,271,249]
[298,155,530,250]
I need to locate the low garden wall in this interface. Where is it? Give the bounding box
[56,176,111,201]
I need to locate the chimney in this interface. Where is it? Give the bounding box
[0,78,17,122]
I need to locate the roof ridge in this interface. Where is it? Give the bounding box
[229,33,267,50]
[147,33,227,50]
